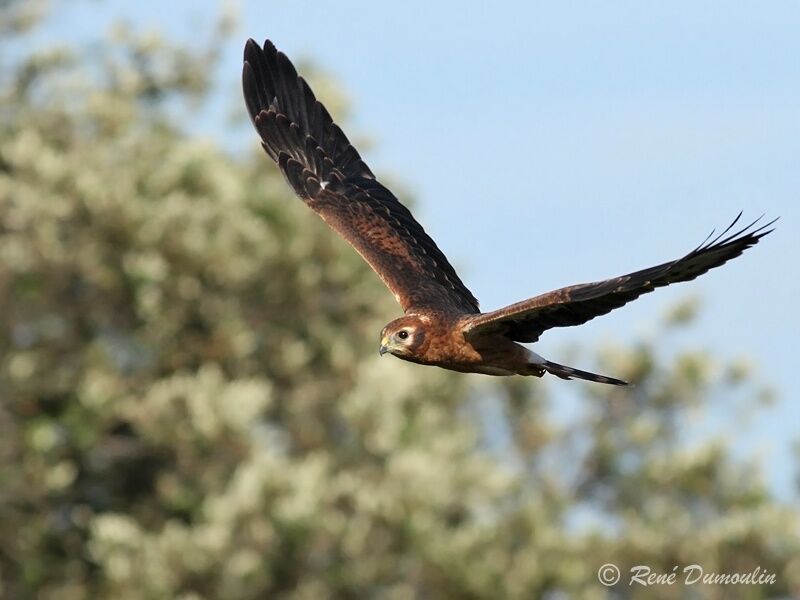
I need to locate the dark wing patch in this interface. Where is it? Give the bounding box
[462,214,776,342]
[242,39,479,314]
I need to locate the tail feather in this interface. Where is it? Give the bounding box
[540,359,628,386]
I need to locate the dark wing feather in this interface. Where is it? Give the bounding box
[462,214,776,342]
[242,39,479,314]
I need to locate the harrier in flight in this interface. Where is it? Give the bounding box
[242,39,774,385]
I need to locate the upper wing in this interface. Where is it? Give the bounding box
[242,39,479,314]
[462,215,775,342]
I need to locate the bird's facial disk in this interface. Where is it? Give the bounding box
[379,320,423,357]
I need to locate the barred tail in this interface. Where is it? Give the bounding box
[540,359,628,386]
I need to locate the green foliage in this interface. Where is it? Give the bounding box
[0,5,797,599]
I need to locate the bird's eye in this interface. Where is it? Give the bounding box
[397,330,409,340]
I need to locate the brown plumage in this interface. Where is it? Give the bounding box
[242,38,775,385]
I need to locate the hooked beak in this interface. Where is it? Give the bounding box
[379,337,389,356]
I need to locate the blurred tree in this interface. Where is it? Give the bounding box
[0,2,797,599]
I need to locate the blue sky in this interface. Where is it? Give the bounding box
[44,1,798,497]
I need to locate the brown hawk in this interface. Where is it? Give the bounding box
[242,38,774,385]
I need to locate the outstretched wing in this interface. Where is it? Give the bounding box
[462,215,775,343]
[242,39,479,314]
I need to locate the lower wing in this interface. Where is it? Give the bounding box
[462,214,775,343]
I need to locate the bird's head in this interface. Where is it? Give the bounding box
[379,315,428,359]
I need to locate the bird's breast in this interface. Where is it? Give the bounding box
[417,326,486,365]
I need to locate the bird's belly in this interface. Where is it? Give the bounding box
[409,329,528,376]
[438,363,516,376]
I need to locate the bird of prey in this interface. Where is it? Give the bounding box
[242,38,774,386]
